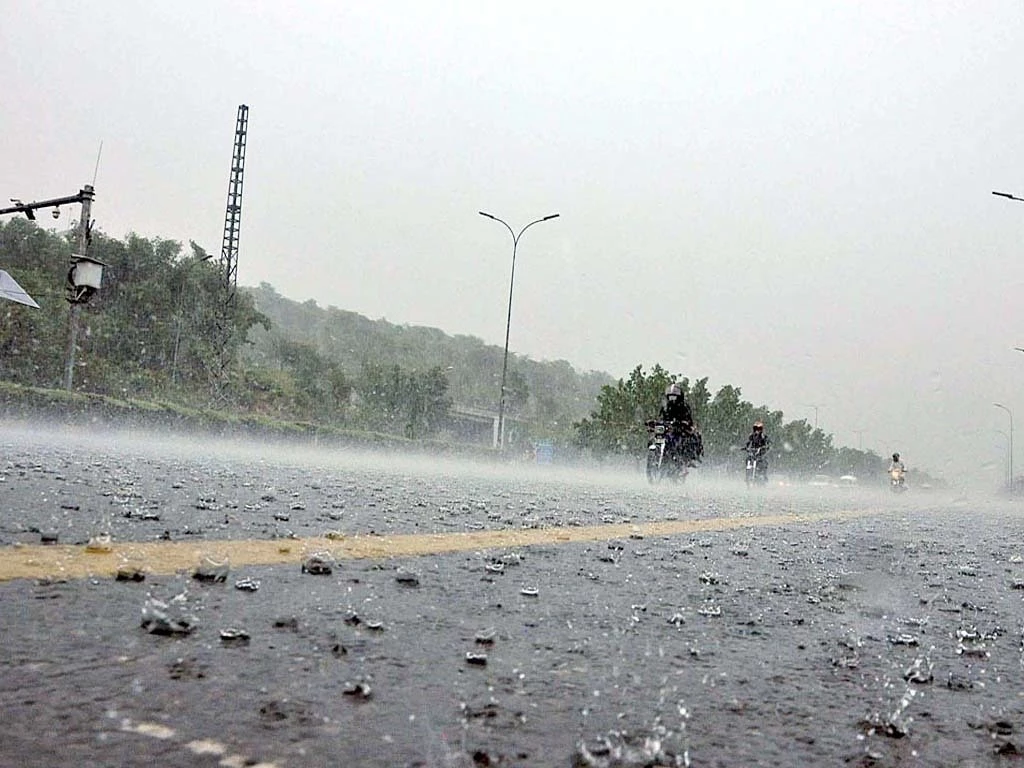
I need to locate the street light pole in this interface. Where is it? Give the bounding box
[996,429,1011,488]
[479,210,560,451]
[805,404,821,430]
[853,429,865,450]
[995,402,1014,491]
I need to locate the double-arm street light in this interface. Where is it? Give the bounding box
[479,210,560,451]
[994,402,1014,490]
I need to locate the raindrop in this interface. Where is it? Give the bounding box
[234,577,260,592]
[140,595,196,636]
[219,628,250,645]
[475,628,496,645]
[395,567,420,586]
[116,566,146,582]
[85,533,113,553]
[301,551,334,575]
[887,634,919,646]
[341,680,372,699]
[193,555,229,583]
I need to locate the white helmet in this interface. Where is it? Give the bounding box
[665,383,682,398]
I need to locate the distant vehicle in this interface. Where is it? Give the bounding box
[808,474,832,487]
[839,475,858,486]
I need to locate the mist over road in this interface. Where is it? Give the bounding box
[1,425,1020,767]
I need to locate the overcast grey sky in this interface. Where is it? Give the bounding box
[3,1,1024,483]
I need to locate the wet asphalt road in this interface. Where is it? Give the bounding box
[3,425,1024,767]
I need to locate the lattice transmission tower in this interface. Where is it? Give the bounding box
[210,104,249,399]
[221,104,248,303]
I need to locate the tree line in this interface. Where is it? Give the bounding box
[574,364,928,484]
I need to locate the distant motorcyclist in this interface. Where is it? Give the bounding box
[888,452,907,490]
[740,421,771,484]
[743,421,770,482]
[744,421,770,455]
[889,452,905,473]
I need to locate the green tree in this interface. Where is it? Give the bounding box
[574,364,677,457]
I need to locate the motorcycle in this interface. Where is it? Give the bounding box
[889,467,907,493]
[645,420,692,484]
[745,446,769,486]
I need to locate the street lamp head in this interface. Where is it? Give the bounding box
[542,214,560,221]
[479,211,497,220]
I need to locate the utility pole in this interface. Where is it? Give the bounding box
[0,185,100,391]
[64,186,94,390]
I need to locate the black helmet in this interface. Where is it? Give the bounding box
[892,453,900,462]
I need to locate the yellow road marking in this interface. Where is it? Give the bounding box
[0,508,879,583]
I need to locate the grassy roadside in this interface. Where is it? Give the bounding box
[0,381,488,460]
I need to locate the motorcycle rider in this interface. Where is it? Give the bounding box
[744,421,771,476]
[889,452,906,487]
[889,452,905,473]
[656,383,695,465]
